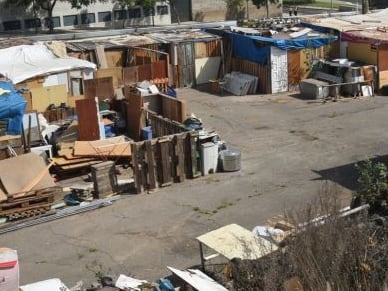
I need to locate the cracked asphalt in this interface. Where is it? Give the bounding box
[1,88,388,286]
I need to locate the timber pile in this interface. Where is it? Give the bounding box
[0,153,60,221]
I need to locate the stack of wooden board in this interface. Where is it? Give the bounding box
[0,153,60,221]
[91,161,117,198]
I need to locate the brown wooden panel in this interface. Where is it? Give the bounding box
[126,94,145,141]
[84,77,114,100]
[378,44,388,71]
[75,98,100,141]
[287,50,301,88]
[138,64,152,81]
[105,50,124,67]
[123,66,139,86]
[152,60,167,79]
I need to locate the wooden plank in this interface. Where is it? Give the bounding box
[287,50,301,89]
[145,140,157,191]
[84,77,114,100]
[105,50,124,67]
[185,132,200,179]
[75,98,100,141]
[95,45,108,68]
[21,161,55,193]
[73,136,131,157]
[131,143,142,194]
[158,139,172,187]
[173,135,185,183]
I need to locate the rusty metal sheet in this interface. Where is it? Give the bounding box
[137,64,152,82]
[152,60,167,79]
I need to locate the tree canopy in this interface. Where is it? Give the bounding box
[251,0,280,18]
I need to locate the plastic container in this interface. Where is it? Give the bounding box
[141,126,152,140]
[219,149,241,172]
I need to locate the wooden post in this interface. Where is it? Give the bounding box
[131,143,142,194]
[145,140,157,191]
[158,138,172,187]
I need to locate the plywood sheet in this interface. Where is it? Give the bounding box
[84,77,114,100]
[30,84,67,112]
[196,223,277,260]
[127,94,145,141]
[0,153,56,195]
[379,70,388,88]
[74,136,131,157]
[75,98,100,141]
[67,95,85,108]
[195,57,221,84]
[95,45,108,69]
[96,67,123,88]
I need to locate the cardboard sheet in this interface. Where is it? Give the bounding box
[0,153,56,195]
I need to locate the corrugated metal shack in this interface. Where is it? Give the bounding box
[146,30,223,88]
[208,22,338,94]
[303,9,388,90]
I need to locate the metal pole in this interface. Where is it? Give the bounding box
[246,0,249,20]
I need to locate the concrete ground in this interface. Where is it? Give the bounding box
[1,88,388,287]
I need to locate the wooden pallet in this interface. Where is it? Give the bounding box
[0,187,59,220]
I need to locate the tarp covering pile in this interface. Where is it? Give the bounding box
[0,43,96,84]
[228,32,337,64]
[0,81,27,135]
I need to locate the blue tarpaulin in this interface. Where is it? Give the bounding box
[0,81,27,135]
[227,31,337,64]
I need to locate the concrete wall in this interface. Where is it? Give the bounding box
[191,0,283,22]
[0,1,171,32]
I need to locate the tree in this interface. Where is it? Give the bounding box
[251,0,280,18]
[4,0,107,33]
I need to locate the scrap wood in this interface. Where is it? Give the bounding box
[0,153,56,197]
[73,136,131,158]
[51,156,100,166]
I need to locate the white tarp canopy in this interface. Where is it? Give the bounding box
[0,43,96,84]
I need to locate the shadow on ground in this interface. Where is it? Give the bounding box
[312,154,388,191]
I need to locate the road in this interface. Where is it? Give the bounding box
[1,89,388,287]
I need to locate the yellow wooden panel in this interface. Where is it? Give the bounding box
[379,70,388,88]
[95,67,123,88]
[347,43,377,65]
[30,85,68,112]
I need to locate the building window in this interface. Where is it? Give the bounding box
[143,7,155,17]
[98,11,111,22]
[24,18,41,29]
[3,20,21,31]
[63,15,78,26]
[114,10,127,20]
[157,5,168,15]
[44,17,61,28]
[128,7,142,18]
[81,13,96,24]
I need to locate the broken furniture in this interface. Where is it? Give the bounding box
[0,135,23,160]
[196,223,278,270]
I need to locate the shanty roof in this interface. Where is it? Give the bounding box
[341,28,388,44]
[146,30,221,43]
[303,9,388,32]
[196,224,277,260]
[0,43,96,84]
[65,34,159,51]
